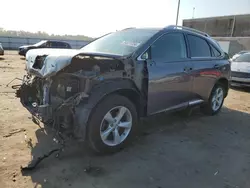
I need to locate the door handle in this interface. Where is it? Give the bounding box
[214,64,220,68]
[184,67,193,72]
[147,60,156,66]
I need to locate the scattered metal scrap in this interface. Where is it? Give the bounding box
[21,148,60,171]
[3,128,26,138]
[6,77,24,87]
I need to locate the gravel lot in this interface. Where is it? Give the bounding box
[0,51,250,188]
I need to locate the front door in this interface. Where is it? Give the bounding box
[147,32,193,115]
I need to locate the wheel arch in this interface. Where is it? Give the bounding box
[204,77,229,102]
[73,79,146,141]
[216,77,229,97]
[87,79,146,118]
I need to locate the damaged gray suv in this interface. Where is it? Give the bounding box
[15,26,230,153]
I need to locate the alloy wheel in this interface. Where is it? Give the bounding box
[100,106,132,146]
[211,87,224,111]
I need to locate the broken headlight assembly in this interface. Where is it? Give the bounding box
[32,55,48,69]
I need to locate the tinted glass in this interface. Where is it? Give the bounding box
[211,45,221,57]
[188,35,211,57]
[50,42,58,47]
[234,53,250,62]
[151,33,187,61]
[34,40,47,47]
[44,42,52,47]
[81,29,159,56]
[65,43,70,48]
[58,42,64,48]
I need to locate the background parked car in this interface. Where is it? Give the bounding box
[230,50,249,61]
[0,43,4,56]
[231,52,250,87]
[18,40,72,56]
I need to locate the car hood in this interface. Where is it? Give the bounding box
[25,48,81,78]
[231,61,250,73]
[19,45,33,49]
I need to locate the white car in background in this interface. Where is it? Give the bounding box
[0,43,4,56]
[230,51,249,61]
[231,52,250,87]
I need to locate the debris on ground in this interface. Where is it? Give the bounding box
[25,138,33,149]
[21,133,66,172]
[84,161,105,177]
[20,148,60,172]
[12,171,17,182]
[3,128,26,138]
[214,171,219,176]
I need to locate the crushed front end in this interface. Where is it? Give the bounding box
[14,50,129,140]
[15,73,90,138]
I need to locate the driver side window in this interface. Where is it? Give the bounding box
[151,33,187,62]
[43,42,51,48]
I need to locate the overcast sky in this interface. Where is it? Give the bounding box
[1,0,250,37]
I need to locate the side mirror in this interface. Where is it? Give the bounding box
[224,52,229,60]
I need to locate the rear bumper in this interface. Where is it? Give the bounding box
[230,77,250,87]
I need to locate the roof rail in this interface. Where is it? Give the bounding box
[122,27,136,30]
[166,25,210,37]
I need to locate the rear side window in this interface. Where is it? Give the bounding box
[57,42,70,48]
[151,33,187,62]
[64,43,71,48]
[187,35,211,57]
[64,43,69,48]
[57,42,65,48]
[210,45,221,57]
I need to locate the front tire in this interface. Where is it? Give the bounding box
[201,83,225,115]
[87,94,138,154]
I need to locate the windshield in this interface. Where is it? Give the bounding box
[34,40,47,47]
[80,29,159,56]
[234,53,250,62]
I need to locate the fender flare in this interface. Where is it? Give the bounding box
[206,77,229,100]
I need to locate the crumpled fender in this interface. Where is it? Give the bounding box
[25,49,81,78]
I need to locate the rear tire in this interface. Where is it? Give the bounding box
[201,83,225,115]
[87,94,138,154]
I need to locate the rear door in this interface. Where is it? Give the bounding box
[57,42,66,48]
[50,41,59,48]
[186,34,223,100]
[147,32,193,114]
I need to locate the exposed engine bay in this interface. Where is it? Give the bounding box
[14,49,134,140]
[15,73,88,136]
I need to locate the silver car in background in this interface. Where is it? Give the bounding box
[230,50,249,61]
[231,52,250,87]
[0,43,4,56]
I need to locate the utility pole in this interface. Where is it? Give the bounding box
[176,0,180,25]
[192,7,195,19]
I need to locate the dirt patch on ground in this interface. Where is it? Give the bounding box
[0,51,250,188]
